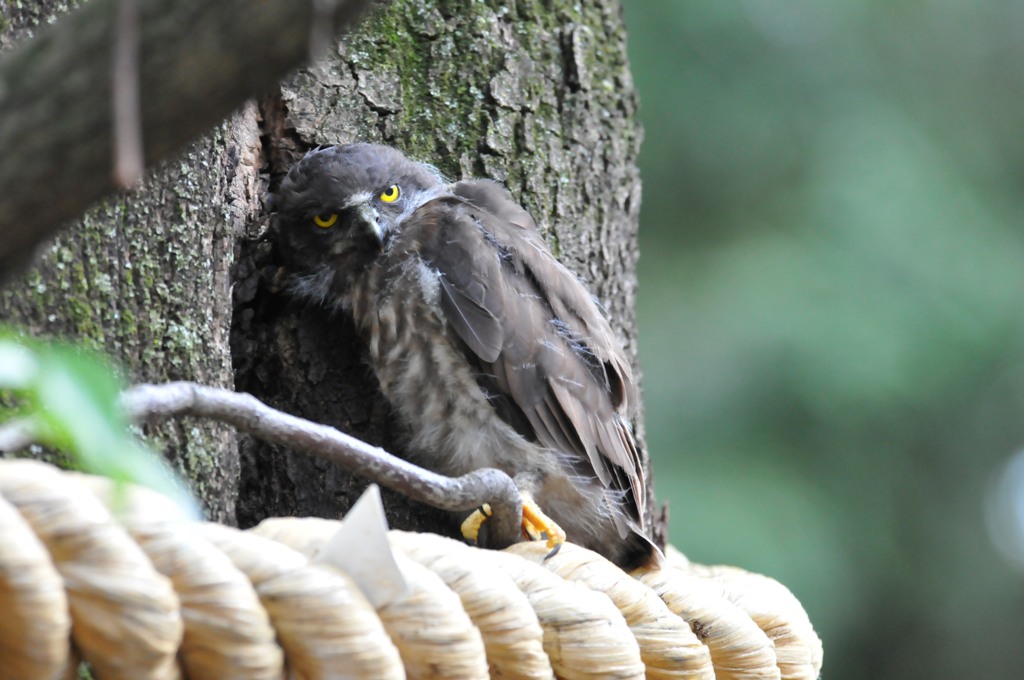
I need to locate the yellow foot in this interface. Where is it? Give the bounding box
[520,494,566,553]
[460,496,567,555]
[460,503,493,544]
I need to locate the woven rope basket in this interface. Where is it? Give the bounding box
[0,459,822,679]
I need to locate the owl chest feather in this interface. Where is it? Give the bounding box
[348,258,541,477]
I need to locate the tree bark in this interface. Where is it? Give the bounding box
[2,0,653,540]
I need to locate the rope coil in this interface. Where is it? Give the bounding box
[0,459,823,679]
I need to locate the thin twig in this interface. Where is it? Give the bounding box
[309,0,341,60]
[121,382,524,547]
[112,0,144,188]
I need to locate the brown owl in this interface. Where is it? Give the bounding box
[269,143,660,569]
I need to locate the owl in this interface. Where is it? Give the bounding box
[269,143,660,569]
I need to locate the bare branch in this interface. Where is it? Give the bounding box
[121,382,524,548]
[0,0,373,279]
[112,0,143,188]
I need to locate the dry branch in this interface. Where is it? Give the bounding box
[121,381,524,547]
[0,0,372,278]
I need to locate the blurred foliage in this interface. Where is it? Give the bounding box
[0,332,200,519]
[622,1,1024,677]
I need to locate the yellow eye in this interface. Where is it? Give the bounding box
[313,213,338,228]
[379,185,401,203]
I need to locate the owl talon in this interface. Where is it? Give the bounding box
[521,495,566,551]
[460,503,493,544]
[461,496,566,552]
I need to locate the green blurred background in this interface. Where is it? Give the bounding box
[621,2,1024,677]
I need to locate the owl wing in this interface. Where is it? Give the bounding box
[405,181,646,530]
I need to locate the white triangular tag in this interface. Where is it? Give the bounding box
[314,484,409,607]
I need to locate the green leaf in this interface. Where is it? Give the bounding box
[0,331,201,520]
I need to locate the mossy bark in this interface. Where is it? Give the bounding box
[2,0,656,540]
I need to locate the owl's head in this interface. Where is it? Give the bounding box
[268,143,445,302]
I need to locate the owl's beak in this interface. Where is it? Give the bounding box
[352,202,384,247]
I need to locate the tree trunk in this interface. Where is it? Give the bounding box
[2,0,653,539]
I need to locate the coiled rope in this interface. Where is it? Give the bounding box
[0,459,822,679]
